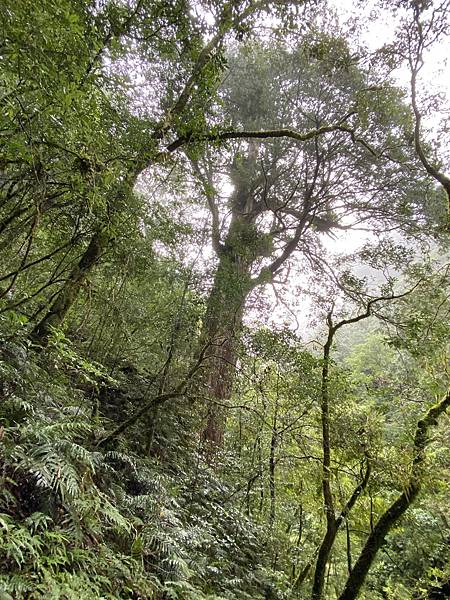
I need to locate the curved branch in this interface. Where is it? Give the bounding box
[338,387,450,600]
[409,8,450,209]
[311,283,424,600]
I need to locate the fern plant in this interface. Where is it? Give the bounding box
[0,340,288,599]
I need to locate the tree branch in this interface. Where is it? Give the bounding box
[338,387,450,600]
[165,116,357,154]
[96,342,212,447]
[335,456,371,530]
[311,282,423,600]
[409,7,450,210]
[159,1,267,133]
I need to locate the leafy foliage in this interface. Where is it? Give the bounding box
[1,1,450,599]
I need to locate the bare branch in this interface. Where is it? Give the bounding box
[409,6,450,210]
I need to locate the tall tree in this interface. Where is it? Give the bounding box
[189,35,436,444]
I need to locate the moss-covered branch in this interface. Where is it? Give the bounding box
[338,388,450,600]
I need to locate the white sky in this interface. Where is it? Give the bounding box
[328,0,450,113]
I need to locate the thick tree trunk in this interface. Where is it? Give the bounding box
[200,213,254,446]
[201,257,251,444]
[31,228,108,344]
[199,140,272,446]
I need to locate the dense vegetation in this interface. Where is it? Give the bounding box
[1,0,449,598]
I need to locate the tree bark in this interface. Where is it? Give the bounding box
[312,305,376,600]
[346,520,352,575]
[311,312,338,600]
[309,288,426,600]
[200,213,253,445]
[199,141,270,446]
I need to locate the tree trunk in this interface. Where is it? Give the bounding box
[346,520,352,575]
[200,216,253,444]
[311,317,337,600]
[312,311,371,600]
[268,412,278,528]
[312,521,340,599]
[30,228,108,344]
[199,141,268,446]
